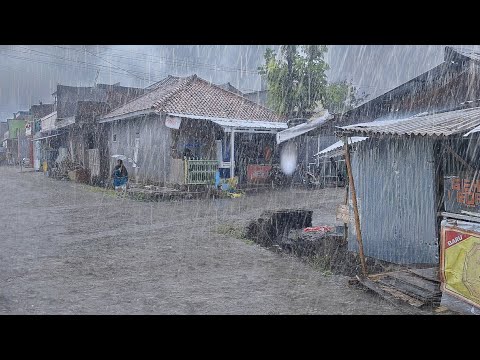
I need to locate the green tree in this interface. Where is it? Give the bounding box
[323,80,369,114]
[258,46,369,117]
[258,45,329,118]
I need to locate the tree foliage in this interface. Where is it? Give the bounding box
[323,80,369,114]
[258,46,369,118]
[258,45,329,118]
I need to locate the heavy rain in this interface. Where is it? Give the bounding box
[1,45,479,315]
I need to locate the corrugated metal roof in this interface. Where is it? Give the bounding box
[452,47,480,62]
[167,113,287,130]
[340,107,480,136]
[314,137,368,158]
[276,111,332,144]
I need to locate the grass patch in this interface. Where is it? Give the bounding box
[309,254,333,276]
[215,224,248,241]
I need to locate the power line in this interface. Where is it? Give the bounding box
[53,45,261,75]
[92,45,261,74]
[1,46,399,98]
[83,46,146,81]
[0,48,130,78]
[0,47,154,81]
[14,46,392,92]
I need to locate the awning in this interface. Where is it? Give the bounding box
[464,124,480,136]
[314,137,368,158]
[167,113,287,133]
[40,111,58,132]
[276,111,333,144]
[32,133,61,141]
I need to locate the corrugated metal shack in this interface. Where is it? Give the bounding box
[340,107,480,265]
[335,46,480,127]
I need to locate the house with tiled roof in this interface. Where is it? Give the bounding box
[99,74,286,186]
[33,83,146,182]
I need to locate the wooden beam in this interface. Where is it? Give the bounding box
[443,143,476,173]
[438,211,480,223]
[344,135,368,276]
[230,130,235,179]
[344,183,349,243]
[355,276,399,307]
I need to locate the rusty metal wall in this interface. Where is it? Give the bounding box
[348,136,439,264]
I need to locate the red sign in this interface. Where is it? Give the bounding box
[247,164,272,183]
[444,229,470,249]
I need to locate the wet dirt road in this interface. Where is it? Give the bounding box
[0,166,418,314]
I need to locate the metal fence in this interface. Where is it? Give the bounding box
[184,159,218,185]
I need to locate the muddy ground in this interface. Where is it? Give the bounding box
[0,166,431,314]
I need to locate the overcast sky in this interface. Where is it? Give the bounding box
[1,45,476,121]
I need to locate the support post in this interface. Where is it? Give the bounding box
[230,129,235,179]
[344,135,367,276]
[344,180,349,243]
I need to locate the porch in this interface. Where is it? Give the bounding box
[166,113,287,186]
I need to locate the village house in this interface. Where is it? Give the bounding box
[26,102,55,169]
[34,83,145,182]
[0,121,7,164]
[99,74,286,187]
[2,112,31,165]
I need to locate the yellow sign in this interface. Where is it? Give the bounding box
[441,224,480,309]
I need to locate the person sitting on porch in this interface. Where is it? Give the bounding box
[112,159,128,191]
[183,147,193,159]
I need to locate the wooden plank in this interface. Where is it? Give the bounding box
[377,277,436,302]
[439,211,480,224]
[355,276,400,307]
[406,267,440,283]
[378,285,425,308]
[368,271,396,280]
[388,271,441,294]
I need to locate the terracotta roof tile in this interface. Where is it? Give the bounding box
[103,74,283,122]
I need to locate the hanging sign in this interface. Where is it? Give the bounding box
[165,116,182,129]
